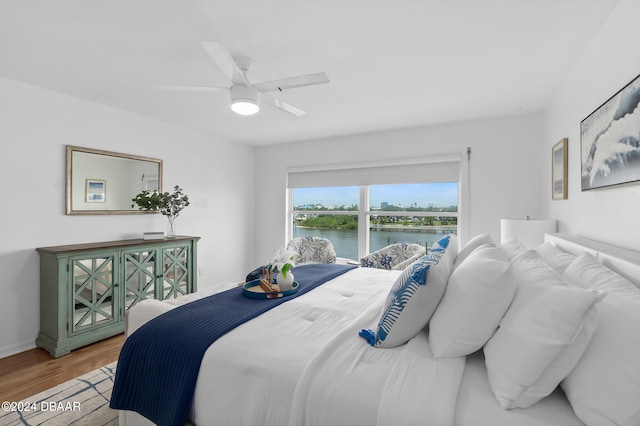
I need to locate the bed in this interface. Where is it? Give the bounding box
[112,233,640,426]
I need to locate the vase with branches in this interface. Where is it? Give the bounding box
[131,185,190,238]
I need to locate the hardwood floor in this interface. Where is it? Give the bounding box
[0,334,124,403]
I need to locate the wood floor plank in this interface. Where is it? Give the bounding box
[0,334,124,402]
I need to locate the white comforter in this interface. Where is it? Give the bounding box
[289,300,465,426]
[125,267,466,426]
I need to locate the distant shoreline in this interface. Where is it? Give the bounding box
[295,224,457,233]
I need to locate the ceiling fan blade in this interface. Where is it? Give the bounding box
[253,72,329,93]
[153,84,229,93]
[262,94,306,116]
[200,41,249,86]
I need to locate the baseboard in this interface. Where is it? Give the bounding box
[0,338,36,360]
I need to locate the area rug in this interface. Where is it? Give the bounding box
[0,362,118,425]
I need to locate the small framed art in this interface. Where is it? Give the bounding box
[86,179,106,203]
[552,138,568,200]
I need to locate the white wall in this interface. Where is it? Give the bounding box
[0,76,255,357]
[253,113,545,266]
[542,0,640,252]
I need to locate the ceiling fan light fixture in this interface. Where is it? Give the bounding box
[230,85,260,116]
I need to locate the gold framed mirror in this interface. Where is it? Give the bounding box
[66,145,163,215]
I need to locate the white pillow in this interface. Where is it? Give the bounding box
[359,235,454,348]
[453,233,495,269]
[429,245,512,357]
[561,253,640,426]
[498,237,526,260]
[534,242,575,274]
[445,233,459,262]
[483,250,605,409]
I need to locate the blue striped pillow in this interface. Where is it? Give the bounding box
[360,235,454,348]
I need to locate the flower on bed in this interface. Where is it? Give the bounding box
[268,248,297,279]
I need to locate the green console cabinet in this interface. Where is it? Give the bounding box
[36,236,200,357]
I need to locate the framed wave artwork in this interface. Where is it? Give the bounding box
[580,73,640,191]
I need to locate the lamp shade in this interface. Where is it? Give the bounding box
[500,218,557,249]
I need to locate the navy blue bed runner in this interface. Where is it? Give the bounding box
[110,263,356,426]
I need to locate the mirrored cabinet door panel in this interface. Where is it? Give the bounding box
[161,244,191,300]
[70,255,118,334]
[123,249,157,309]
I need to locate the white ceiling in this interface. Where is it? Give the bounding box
[0,1,620,146]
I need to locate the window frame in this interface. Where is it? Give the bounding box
[288,186,462,261]
[286,154,468,261]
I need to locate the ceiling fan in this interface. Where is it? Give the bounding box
[154,42,330,116]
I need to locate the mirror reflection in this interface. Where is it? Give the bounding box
[66,145,163,215]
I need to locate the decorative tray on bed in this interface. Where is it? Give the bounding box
[242,279,300,299]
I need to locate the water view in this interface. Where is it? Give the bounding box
[291,182,459,261]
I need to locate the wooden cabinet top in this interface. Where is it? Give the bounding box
[36,235,201,255]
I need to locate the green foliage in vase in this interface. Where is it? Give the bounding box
[131,185,190,217]
[268,248,297,279]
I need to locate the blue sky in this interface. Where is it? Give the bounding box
[293,182,458,208]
